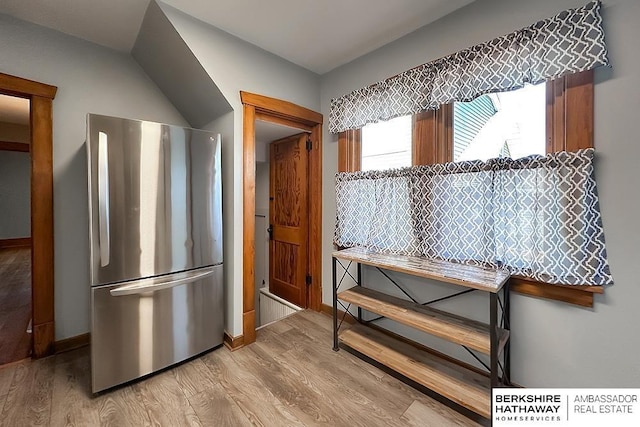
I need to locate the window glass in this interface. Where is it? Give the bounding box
[453,83,546,162]
[361,115,411,171]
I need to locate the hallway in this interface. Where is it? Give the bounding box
[0,247,31,365]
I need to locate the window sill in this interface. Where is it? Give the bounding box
[510,276,603,308]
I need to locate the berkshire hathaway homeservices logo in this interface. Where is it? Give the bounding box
[494,392,562,423]
[493,389,640,426]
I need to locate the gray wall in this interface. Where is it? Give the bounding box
[0,151,30,239]
[255,162,270,214]
[0,120,30,239]
[255,160,270,295]
[320,0,640,387]
[0,13,187,340]
[160,1,320,336]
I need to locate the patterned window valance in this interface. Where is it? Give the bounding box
[334,149,613,286]
[329,1,609,134]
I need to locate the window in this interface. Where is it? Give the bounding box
[453,83,546,162]
[450,85,548,278]
[338,70,599,306]
[361,115,412,171]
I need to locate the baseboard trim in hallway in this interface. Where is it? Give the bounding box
[0,238,31,249]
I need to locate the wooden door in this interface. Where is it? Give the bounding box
[269,133,308,308]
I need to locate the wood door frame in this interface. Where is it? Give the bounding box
[241,91,322,345]
[0,72,57,358]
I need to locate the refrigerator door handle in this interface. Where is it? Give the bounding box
[98,131,111,267]
[109,268,215,296]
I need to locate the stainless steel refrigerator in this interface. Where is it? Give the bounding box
[87,114,224,393]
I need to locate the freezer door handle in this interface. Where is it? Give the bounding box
[98,131,111,267]
[110,268,215,296]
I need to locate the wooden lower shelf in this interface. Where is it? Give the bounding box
[339,324,491,418]
[339,286,509,356]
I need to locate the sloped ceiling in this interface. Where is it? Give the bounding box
[0,0,475,74]
[132,1,231,128]
[160,0,475,74]
[0,0,476,127]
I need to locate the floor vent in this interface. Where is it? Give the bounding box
[259,288,301,327]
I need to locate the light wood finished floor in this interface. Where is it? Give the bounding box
[0,247,31,366]
[0,310,480,427]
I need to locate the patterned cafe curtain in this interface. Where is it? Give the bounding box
[334,149,613,286]
[329,1,609,133]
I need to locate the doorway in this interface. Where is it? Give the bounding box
[0,72,57,359]
[254,122,309,328]
[241,92,322,345]
[0,93,32,364]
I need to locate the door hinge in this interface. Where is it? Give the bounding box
[306,136,312,151]
[306,274,312,286]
